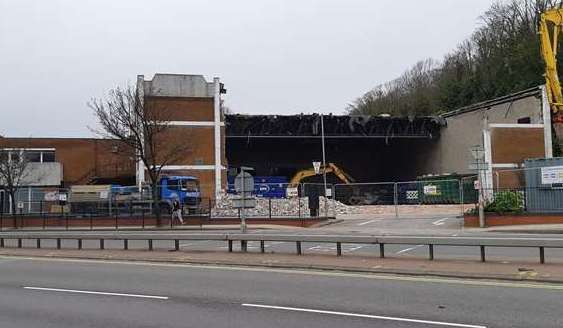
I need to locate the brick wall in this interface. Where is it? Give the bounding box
[0,138,135,185]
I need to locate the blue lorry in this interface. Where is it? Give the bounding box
[110,175,201,214]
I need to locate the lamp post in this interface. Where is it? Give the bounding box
[471,145,486,228]
[321,114,327,196]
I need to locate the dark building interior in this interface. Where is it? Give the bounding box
[225,114,444,183]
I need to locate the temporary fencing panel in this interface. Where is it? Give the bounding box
[334,182,396,205]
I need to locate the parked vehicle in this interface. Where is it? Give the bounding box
[68,176,201,215]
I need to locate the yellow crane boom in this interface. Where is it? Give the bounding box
[540,9,563,122]
[289,163,355,186]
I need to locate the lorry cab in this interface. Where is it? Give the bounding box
[159,176,201,213]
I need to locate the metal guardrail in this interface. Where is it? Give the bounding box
[0,233,560,264]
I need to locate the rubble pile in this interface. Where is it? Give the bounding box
[211,193,360,217]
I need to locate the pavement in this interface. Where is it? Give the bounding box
[1,256,562,327]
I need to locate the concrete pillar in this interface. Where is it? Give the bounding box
[541,85,554,158]
[213,77,222,199]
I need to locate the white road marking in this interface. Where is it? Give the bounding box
[23,286,169,300]
[307,244,365,252]
[433,218,451,226]
[12,257,563,291]
[395,245,424,255]
[242,303,487,328]
[357,219,377,226]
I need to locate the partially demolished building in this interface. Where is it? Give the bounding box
[0,74,553,197]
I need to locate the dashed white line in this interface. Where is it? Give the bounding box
[23,287,169,300]
[242,303,487,328]
[433,218,452,226]
[395,245,424,255]
[357,219,377,226]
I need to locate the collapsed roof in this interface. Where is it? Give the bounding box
[225,114,445,139]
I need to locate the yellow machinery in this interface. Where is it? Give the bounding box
[289,163,355,186]
[540,8,563,123]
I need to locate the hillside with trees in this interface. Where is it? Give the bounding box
[348,0,560,116]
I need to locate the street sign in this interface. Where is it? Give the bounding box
[234,172,254,194]
[325,188,332,197]
[286,187,298,198]
[313,161,321,174]
[541,165,563,184]
[423,185,439,195]
[17,201,24,209]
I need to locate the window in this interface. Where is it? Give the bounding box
[182,180,199,192]
[517,117,531,124]
[10,152,21,162]
[41,151,55,162]
[167,179,180,190]
[24,151,41,163]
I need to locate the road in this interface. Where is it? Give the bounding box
[0,256,561,327]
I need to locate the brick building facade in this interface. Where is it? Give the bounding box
[137,74,227,199]
[0,137,135,186]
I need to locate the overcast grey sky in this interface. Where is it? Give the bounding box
[1,0,495,137]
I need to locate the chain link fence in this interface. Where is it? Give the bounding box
[0,182,337,230]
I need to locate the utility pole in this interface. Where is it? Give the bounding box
[321,114,329,217]
[321,114,327,194]
[471,146,486,228]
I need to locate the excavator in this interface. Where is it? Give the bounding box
[540,8,563,123]
[289,162,355,187]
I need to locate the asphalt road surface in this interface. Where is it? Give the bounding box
[0,257,562,327]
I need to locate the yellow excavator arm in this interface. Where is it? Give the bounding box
[289,163,355,186]
[540,9,563,122]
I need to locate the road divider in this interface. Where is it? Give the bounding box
[1,232,562,264]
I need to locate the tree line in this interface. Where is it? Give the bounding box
[348,0,561,116]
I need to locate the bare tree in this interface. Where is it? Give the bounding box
[89,86,190,223]
[0,149,30,215]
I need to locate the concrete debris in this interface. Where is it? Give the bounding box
[211,193,361,217]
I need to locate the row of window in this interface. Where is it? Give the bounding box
[0,150,55,163]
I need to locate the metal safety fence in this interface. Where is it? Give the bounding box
[0,183,336,230]
[334,178,478,218]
